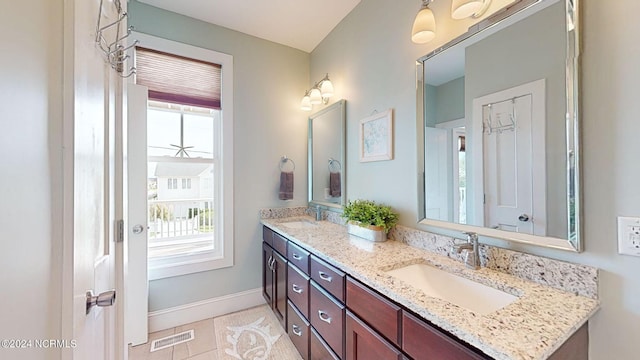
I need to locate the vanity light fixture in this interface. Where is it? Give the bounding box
[300,90,312,111]
[451,0,492,20]
[411,0,437,44]
[309,88,323,105]
[412,0,493,44]
[300,73,334,111]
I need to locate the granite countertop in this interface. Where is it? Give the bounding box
[261,216,599,360]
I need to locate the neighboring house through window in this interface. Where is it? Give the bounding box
[135,36,234,280]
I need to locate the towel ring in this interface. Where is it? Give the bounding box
[328,158,341,172]
[280,156,296,172]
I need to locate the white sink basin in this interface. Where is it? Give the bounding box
[280,220,318,229]
[386,264,518,315]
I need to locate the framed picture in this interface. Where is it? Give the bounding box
[359,109,393,162]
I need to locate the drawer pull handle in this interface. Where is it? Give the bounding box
[292,253,302,260]
[292,284,304,294]
[318,271,332,282]
[292,324,303,337]
[318,310,332,324]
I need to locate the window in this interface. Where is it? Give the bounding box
[135,34,234,280]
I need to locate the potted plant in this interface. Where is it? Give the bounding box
[341,199,399,242]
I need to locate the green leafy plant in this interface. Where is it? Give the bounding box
[149,203,172,222]
[341,199,399,233]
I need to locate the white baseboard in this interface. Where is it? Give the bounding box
[148,287,265,333]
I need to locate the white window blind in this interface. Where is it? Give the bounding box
[135,47,222,110]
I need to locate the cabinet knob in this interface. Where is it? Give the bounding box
[292,284,304,294]
[291,324,303,337]
[318,271,332,282]
[268,256,275,271]
[318,310,332,324]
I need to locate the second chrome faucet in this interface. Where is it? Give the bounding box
[453,232,480,270]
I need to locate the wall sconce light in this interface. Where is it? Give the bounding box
[301,73,334,111]
[411,0,436,44]
[451,0,492,20]
[300,90,312,111]
[412,0,493,44]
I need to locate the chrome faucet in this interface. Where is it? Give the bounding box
[315,205,322,221]
[453,232,480,270]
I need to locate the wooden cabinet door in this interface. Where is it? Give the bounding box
[263,226,273,246]
[310,281,345,359]
[288,300,310,360]
[288,263,310,319]
[346,276,402,347]
[346,311,406,360]
[262,242,274,306]
[310,255,345,302]
[402,312,487,360]
[310,327,340,360]
[273,251,288,328]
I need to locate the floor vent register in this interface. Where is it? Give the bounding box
[150,330,195,352]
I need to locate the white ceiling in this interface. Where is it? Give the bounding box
[136,0,362,53]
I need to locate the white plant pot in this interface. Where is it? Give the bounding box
[347,223,387,242]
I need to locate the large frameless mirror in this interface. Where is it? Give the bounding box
[309,100,346,210]
[416,0,581,251]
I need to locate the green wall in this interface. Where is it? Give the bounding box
[310,0,640,359]
[129,0,310,311]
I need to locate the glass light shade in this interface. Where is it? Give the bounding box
[411,7,436,44]
[451,0,483,19]
[320,80,334,99]
[300,95,312,111]
[309,88,322,105]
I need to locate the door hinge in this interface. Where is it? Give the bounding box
[117,219,124,243]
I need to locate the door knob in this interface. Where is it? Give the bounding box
[132,224,145,234]
[518,214,530,222]
[86,290,116,314]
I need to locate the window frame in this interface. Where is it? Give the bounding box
[134,33,234,280]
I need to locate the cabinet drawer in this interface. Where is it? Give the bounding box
[263,226,273,246]
[272,232,288,256]
[346,311,406,360]
[310,255,345,302]
[310,327,340,360]
[288,241,310,275]
[288,263,310,319]
[310,281,345,359]
[402,311,487,360]
[288,300,310,360]
[346,276,402,347]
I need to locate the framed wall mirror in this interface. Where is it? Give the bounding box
[416,0,581,251]
[309,100,346,209]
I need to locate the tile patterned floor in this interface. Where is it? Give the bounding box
[129,307,299,360]
[128,318,219,360]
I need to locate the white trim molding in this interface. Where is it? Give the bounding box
[131,32,235,280]
[148,288,265,333]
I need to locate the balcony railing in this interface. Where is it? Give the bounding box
[148,198,215,255]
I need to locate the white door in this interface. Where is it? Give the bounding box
[471,79,546,235]
[126,84,149,346]
[451,127,466,224]
[424,127,450,221]
[64,0,125,358]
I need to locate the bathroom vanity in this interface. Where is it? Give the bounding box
[260,216,598,360]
